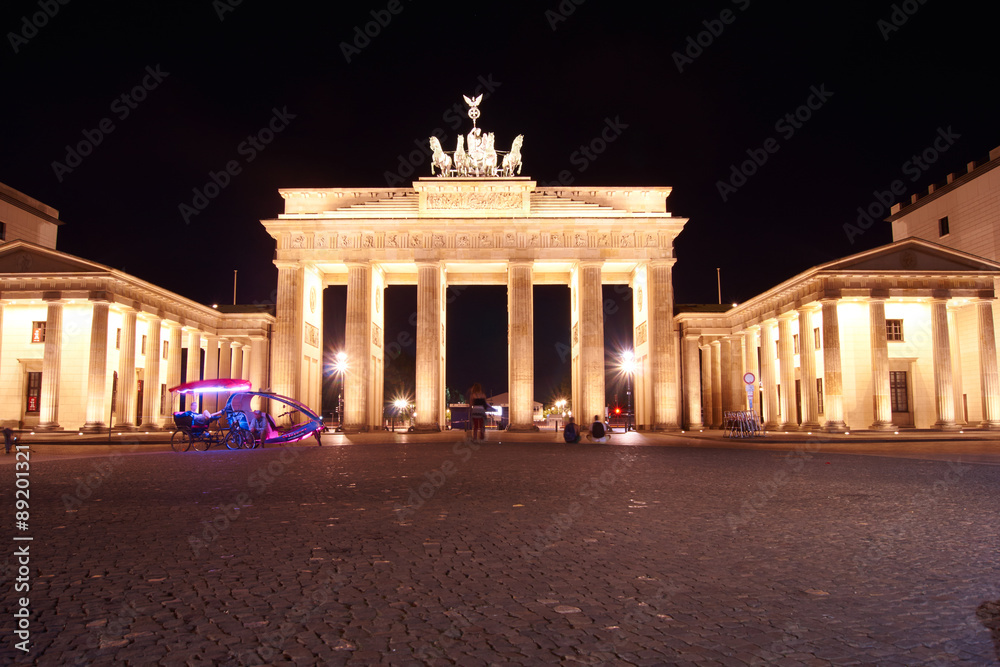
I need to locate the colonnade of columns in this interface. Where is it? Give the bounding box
[688,297,1000,431]
[322,259,679,432]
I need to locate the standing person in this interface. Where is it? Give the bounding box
[588,415,608,443]
[3,427,15,455]
[469,383,487,443]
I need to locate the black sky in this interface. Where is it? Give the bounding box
[2,0,996,410]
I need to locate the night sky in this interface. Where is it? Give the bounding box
[2,0,996,412]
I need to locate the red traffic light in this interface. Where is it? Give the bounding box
[614,407,621,414]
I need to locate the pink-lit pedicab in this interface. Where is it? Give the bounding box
[169,379,323,451]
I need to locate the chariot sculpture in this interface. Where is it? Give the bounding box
[428,95,524,178]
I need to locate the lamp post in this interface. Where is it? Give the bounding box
[333,351,347,432]
[393,399,409,432]
[621,350,635,432]
[554,399,567,431]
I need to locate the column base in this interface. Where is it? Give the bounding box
[799,422,822,431]
[868,421,895,431]
[763,421,780,431]
[684,422,704,430]
[35,423,63,432]
[506,424,539,432]
[778,422,799,431]
[823,421,848,433]
[112,424,138,432]
[342,424,371,433]
[980,421,1000,430]
[80,422,108,433]
[932,421,963,430]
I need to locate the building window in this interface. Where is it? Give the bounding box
[162,340,169,360]
[938,216,950,237]
[814,327,821,349]
[26,372,41,413]
[886,319,903,341]
[792,334,799,354]
[890,371,909,412]
[116,328,121,349]
[816,378,824,414]
[0,221,6,241]
[31,321,46,343]
[141,335,147,355]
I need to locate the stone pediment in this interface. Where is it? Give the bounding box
[817,238,1000,274]
[0,241,112,275]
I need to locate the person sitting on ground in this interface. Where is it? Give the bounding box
[563,416,581,443]
[588,415,608,443]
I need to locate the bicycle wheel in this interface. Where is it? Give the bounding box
[224,429,245,450]
[239,430,257,449]
[170,430,191,452]
[192,433,212,451]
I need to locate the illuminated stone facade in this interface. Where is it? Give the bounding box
[0,238,274,431]
[677,239,1000,431]
[262,178,688,431]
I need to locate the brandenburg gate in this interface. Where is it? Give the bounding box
[261,98,688,431]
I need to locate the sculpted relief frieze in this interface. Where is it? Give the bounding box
[286,228,661,252]
[425,192,521,210]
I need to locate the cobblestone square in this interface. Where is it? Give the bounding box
[3,433,1000,665]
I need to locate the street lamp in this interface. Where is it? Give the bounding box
[621,350,635,432]
[554,399,567,431]
[333,351,347,432]
[393,398,410,432]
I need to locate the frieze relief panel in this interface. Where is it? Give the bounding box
[425,192,522,210]
[636,321,648,346]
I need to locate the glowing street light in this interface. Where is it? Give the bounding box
[333,351,347,432]
[621,350,635,432]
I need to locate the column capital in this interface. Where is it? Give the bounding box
[508,259,534,269]
[577,259,604,270]
[87,291,113,303]
[796,302,820,314]
[42,292,63,303]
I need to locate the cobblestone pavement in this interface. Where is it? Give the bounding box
[3,433,1000,665]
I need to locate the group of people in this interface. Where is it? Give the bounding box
[562,415,610,444]
[189,407,276,446]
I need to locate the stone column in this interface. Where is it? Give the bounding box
[203,336,220,413]
[272,263,303,404]
[930,298,957,429]
[797,307,820,430]
[760,322,779,429]
[415,262,443,432]
[977,298,1000,428]
[777,314,797,429]
[249,337,266,395]
[710,340,722,428]
[720,338,732,416]
[345,263,373,431]
[948,307,965,425]
[507,260,537,431]
[217,338,232,413]
[683,334,703,429]
[820,299,847,431]
[37,297,63,431]
[700,344,713,430]
[141,316,163,429]
[185,330,202,412]
[578,262,606,427]
[83,299,110,432]
[166,324,182,414]
[232,344,244,380]
[729,335,744,410]
[869,298,892,430]
[744,326,760,418]
[115,308,137,429]
[648,261,678,429]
